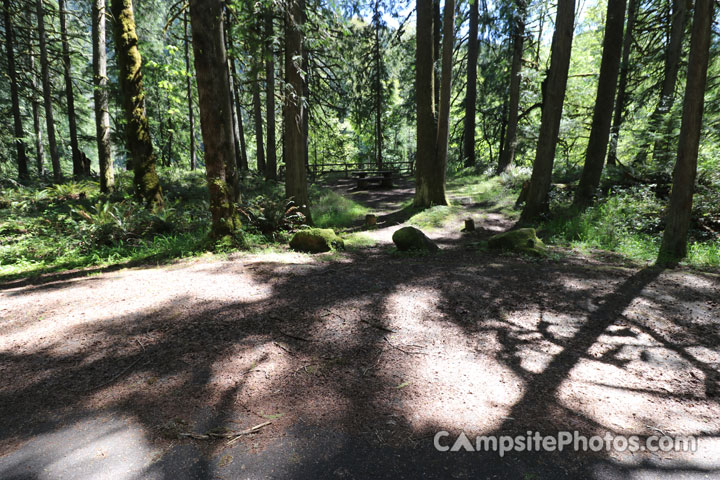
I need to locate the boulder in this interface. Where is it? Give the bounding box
[488,228,545,256]
[392,226,439,252]
[290,228,345,253]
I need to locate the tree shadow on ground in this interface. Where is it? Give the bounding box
[1,227,719,478]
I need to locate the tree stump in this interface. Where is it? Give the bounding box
[462,218,475,232]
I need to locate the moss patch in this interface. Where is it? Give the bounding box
[289,228,345,253]
[488,228,546,257]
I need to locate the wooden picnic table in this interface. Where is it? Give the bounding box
[351,170,394,188]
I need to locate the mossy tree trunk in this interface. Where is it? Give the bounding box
[110,0,163,208]
[93,0,114,192]
[2,0,28,181]
[189,0,241,238]
[574,0,627,207]
[284,0,311,220]
[657,0,713,267]
[519,0,575,224]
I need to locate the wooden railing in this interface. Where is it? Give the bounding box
[308,161,414,177]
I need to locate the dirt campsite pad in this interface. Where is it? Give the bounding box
[1,180,719,479]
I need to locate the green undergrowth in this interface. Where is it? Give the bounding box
[0,170,369,281]
[538,184,720,269]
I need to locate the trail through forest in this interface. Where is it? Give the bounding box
[1,181,719,479]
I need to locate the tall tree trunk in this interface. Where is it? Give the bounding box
[265,7,277,180]
[432,0,441,114]
[36,0,61,182]
[519,0,575,224]
[462,0,479,168]
[59,0,82,176]
[574,0,627,206]
[253,62,266,173]
[28,39,46,177]
[635,0,690,165]
[223,11,244,175]
[607,0,638,166]
[93,0,114,192]
[183,11,196,171]
[497,0,526,174]
[434,0,455,180]
[414,0,448,207]
[3,0,28,181]
[189,0,240,237]
[657,0,713,266]
[284,0,311,219]
[110,0,163,207]
[302,29,309,171]
[230,57,249,171]
[373,0,383,170]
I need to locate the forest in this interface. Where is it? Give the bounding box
[0,0,718,273]
[0,0,719,477]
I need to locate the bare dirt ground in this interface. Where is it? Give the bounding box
[1,177,719,479]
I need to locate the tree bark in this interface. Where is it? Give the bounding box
[497,0,526,174]
[230,56,249,171]
[414,0,448,208]
[373,0,383,170]
[223,11,244,176]
[462,0,479,168]
[607,0,638,166]
[574,0,627,206]
[432,0,441,114]
[3,0,28,181]
[183,10,196,171]
[284,0,311,219]
[189,0,241,237]
[519,0,575,224]
[657,0,713,266]
[59,0,82,176]
[434,0,455,178]
[110,0,163,207]
[36,0,61,182]
[28,39,45,177]
[93,0,114,192]
[265,7,277,180]
[253,61,266,174]
[635,0,690,165]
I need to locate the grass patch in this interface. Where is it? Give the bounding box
[540,185,720,268]
[344,232,377,249]
[310,187,369,228]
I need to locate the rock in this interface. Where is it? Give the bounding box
[290,228,345,253]
[392,226,439,252]
[488,228,546,256]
